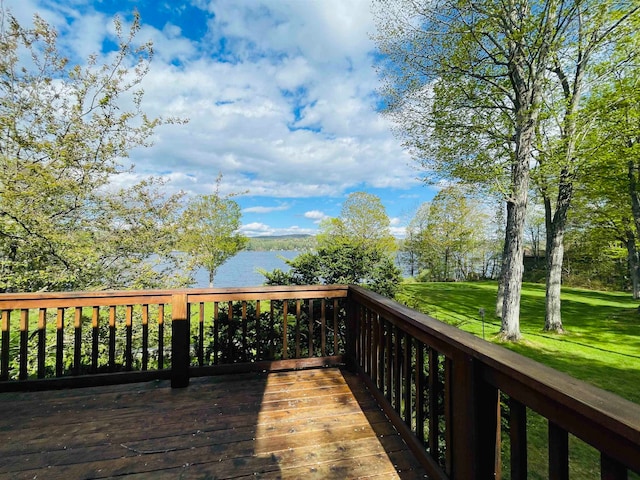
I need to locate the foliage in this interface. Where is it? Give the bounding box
[262,192,402,298]
[262,241,402,298]
[401,186,496,282]
[316,191,396,255]
[179,176,248,287]
[0,8,188,291]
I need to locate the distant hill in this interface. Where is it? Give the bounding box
[246,235,316,251]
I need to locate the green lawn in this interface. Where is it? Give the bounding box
[397,281,640,479]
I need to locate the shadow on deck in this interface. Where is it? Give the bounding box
[0,367,427,479]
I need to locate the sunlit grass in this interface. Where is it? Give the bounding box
[398,281,640,403]
[398,281,640,479]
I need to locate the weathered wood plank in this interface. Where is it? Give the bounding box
[0,368,425,479]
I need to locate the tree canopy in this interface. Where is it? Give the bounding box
[179,178,248,288]
[0,8,188,291]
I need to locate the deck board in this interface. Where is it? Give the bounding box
[0,368,427,479]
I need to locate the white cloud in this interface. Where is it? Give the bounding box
[304,210,329,223]
[6,0,427,235]
[243,204,290,214]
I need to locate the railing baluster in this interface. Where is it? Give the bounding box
[73,307,82,375]
[295,299,301,358]
[227,301,233,360]
[19,309,29,380]
[282,300,288,360]
[403,331,411,427]
[91,307,99,373]
[158,304,165,370]
[549,421,569,480]
[141,305,148,370]
[0,310,8,381]
[428,347,439,458]
[108,306,116,372]
[415,341,425,444]
[38,308,47,378]
[385,319,392,402]
[254,300,260,360]
[371,310,378,385]
[125,305,133,371]
[320,299,326,357]
[56,308,64,377]
[600,452,627,480]
[363,305,368,370]
[393,324,401,411]
[308,299,314,358]
[510,398,528,480]
[333,298,339,355]
[213,301,219,364]
[242,301,248,361]
[269,301,275,359]
[444,356,452,475]
[198,302,205,367]
[378,315,385,392]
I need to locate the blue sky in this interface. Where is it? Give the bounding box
[7,0,439,237]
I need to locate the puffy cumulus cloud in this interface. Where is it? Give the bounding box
[124,0,419,198]
[304,210,329,223]
[6,0,425,234]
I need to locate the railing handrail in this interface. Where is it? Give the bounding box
[0,284,349,309]
[348,284,640,477]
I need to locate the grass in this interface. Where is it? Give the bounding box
[397,281,640,479]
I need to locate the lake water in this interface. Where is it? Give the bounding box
[194,250,299,287]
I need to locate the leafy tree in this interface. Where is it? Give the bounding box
[317,191,396,256]
[0,8,187,291]
[574,47,640,298]
[532,1,640,332]
[400,203,430,277]
[407,187,491,281]
[373,0,574,340]
[179,178,248,287]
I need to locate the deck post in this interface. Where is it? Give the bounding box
[450,351,499,479]
[171,293,190,388]
[345,288,357,372]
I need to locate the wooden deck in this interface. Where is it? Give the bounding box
[0,367,427,479]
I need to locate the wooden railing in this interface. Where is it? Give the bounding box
[0,285,348,391]
[348,285,640,480]
[1,284,639,479]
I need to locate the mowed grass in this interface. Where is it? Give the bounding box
[397,281,640,479]
[398,281,640,403]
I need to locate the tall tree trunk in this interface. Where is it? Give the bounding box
[209,270,214,288]
[495,229,509,318]
[500,117,533,340]
[627,160,640,299]
[624,231,640,300]
[543,175,572,333]
[501,183,527,341]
